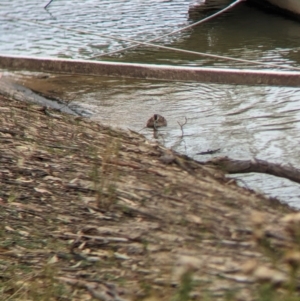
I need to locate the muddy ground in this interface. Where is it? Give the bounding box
[0,79,300,301]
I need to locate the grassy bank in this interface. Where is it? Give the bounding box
[0,93,299,301]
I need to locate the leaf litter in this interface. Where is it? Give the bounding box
[0,94,299,301]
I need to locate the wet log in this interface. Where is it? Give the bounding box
[209,156,300,184]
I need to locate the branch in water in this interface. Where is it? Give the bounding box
[209,156,300,185]
[177,117,188,138]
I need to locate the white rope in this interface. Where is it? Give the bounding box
[1,12,300,71]
[91,0,245,59]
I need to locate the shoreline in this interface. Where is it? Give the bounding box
[0,80,299,300]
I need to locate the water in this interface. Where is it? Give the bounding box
[0,0,192,59]
[1,0,300,208]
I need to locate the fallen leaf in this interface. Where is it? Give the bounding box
[5,226,15,232]
[186,214,202,224]
[48,255,59,264]
[18,230,29,237]
[34,187,52,194]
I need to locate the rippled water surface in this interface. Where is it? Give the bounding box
[1,0,300,207]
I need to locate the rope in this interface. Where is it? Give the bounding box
[1,12,300,71]
[91,0,245,59]
[44,0,54,9]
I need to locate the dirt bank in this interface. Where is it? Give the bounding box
[0,85,299,301]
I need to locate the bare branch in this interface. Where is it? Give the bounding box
[177,116,188,138]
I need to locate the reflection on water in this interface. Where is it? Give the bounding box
[1,0,300,207]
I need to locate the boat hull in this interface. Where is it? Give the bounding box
[249,0,300,18]
[189,0,300,20]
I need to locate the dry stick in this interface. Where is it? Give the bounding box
[178,117,188,138]
[91,0,245,59]
[230,177,251,191]
[58,232,129,243]
[197,148,221,155]
[44,0,54,9]
[210,156,300,185]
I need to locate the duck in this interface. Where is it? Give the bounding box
[146,114,167,129]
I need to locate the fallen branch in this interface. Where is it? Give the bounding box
[209,156,300,185]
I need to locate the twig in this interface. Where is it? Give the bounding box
[231,177,251,190]
[177,117,188,138]
[44,0,54,9]
[55,232,129,243]
[196,148,220,155]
